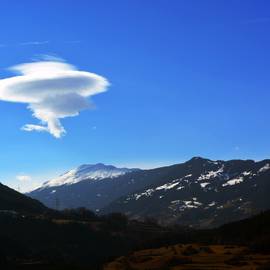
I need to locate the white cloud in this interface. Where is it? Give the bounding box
[34,54,64,62]
[16,174,32,182]
[21,124,49,133]
[0,41,81,49]
[0,58,109,138]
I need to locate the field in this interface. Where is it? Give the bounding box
[104,244,270,270]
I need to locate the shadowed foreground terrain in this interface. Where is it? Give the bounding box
[0,210,269,269]
[104,210,270,269]
[0,183,270,269]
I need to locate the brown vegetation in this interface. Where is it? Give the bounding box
[104,244,270,270]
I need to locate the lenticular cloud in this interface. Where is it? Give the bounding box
[0,59,109,138]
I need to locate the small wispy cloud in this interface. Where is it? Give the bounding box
[19,41,50,46]
[0,56,109,138]
[0,41,49,49]
[21,124,48,133]
[32,54,65,62]
[0,40,82,49]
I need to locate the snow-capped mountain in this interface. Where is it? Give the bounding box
[28,157,270,228]
[40,163,135,188]
[28,164,141,210]
[101,157,270,228]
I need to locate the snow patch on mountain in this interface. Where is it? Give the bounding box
[242,171,252,176]
[208,201,216,207]
[222,176,244,187]
[156,181,179,190]
[135,189,154,200]
[197,166,224,181]
[169,198,203,211]
[258,163,270,173]
[200,182,210,188]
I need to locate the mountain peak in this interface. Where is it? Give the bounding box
[38,163,138,190]
[189,156,206,161]
[187,156,213,163]
[77,163,114,171]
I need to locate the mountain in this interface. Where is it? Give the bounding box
[0,182,47,214]
[28,163,141,210]
[28,157,270,228]
[102,157,270,228]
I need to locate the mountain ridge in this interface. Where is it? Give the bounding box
[102,157,270,227]
[28,157,270,227]
[0,182,47,214]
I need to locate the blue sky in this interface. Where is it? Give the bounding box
[0,0,270,191]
